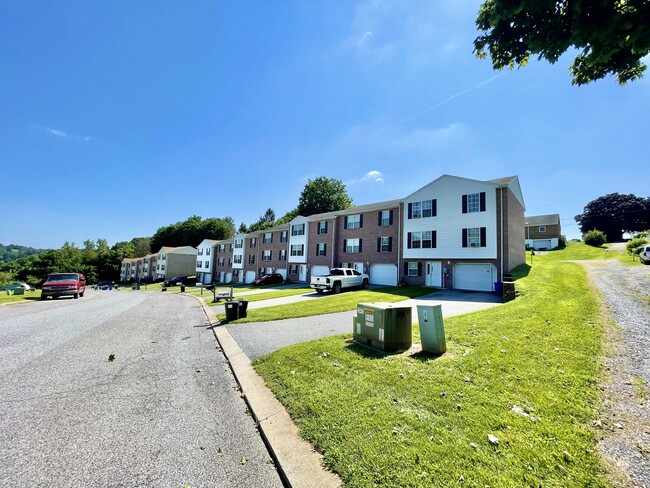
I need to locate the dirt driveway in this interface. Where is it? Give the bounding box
[580,260,650,486]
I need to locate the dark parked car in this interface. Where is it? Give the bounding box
[640,245,650,265]
[164,276,194,287]
[252,273,284,286]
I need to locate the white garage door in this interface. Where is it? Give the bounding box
[202,273,212,284]
[454,264,494,292]
[533,240,552,250]
[311,265,329,278]
[276,268,287,280]
[225,272,232,283]
[370,264,398,286]
[245,271,256,283]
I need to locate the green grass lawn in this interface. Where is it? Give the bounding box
[254,261,608,487]
[0,291,41,304]
[218,286,434,324]
[530,241,638,266]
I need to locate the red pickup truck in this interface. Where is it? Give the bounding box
[41,273,86,300]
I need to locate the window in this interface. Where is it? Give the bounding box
[161,255,166,260]
[197,261,202,268]
[262,250,272,261]
[462,192,486,213]
[346,214,361,229]
[539,226,547,233]
[218,258,225,266]
[228,258,232,266]
[317,243,326,257]
[205,261,210,269]
[462,227,487,248]
[291,223,305,236]
[408,262,419,276]
[249,238,257,248]
[219,245,225,252]
[345,238,361,253]
[290,244,304,256]
[206,248,211,255]
[407,231,436,249]
[279,249,286,261]
[229,244,233,252]
[234,239,243,249]
[408,200,436,219]
[198,249,203,256]
[161,265,165,270]
[248,254,255,264]
[378,237,392,253]
[290,264,298,274]
[280,231,288,242]
[233,255,242,264]
[263,233,272,244]
[318,221,328,234]
[379,210,393,226]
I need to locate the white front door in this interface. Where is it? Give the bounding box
[425,261,442,287]
[299,265,307,282]
[354,262,364,274]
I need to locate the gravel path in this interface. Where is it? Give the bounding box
[580,260,650,487]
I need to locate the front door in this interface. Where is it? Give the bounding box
[425,261,442,287]
[299,265,307,282]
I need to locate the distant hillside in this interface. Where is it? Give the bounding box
[0,243,49,263]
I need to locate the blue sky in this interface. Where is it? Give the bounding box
[1,1,648,249]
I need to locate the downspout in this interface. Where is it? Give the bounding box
[331,216,337,269]
[500,187,504,282]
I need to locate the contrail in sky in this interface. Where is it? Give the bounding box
[384,73,505,130]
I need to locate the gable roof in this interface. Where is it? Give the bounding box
[305,199,402,221]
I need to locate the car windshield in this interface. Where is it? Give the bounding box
[46,273,79,282]
[330,269,345,276]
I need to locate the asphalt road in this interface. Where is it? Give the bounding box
[0,290,282,487]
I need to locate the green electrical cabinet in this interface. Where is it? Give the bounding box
[416,304,446,354]
[353,302,412,352]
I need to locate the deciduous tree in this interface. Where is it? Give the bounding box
[474,0,650,85]
[297,177,353,217]
[575,193,650,242]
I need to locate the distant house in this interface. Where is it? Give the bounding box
[154,246,197,281]
[196,239,219,284]
[525,214,561,250]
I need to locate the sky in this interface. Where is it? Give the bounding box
[1,1,648,249]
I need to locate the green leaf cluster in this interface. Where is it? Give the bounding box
[475,0,650,85]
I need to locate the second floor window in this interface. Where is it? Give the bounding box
[346,215,361,229]
[318,221,328,234]
[263,233,272,244]
[279,249,286,261]
[262,250,272,261]
[234,255,242,264]
[291,224,305,236]
[345,238,361,253]
[317,243,326,256]
[290,244,304,256]
[280,231,288,242]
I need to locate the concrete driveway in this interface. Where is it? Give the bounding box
[226,289,501,360]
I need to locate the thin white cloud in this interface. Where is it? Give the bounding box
[36,125,93,142]
[348,170,384,185]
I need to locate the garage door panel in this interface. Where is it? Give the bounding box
[370,264,397,286]
[311,265,329,277]
[454,264,494,292]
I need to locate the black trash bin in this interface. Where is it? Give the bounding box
[225,300,239,321]
[180,284,186,292]
[238,299,249,318]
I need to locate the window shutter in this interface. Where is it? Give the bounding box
[480,227,487,247]
[417,262,422,276]
[388,237,392,252]
[389,210,394,225]
[343,239,347,253]
[324,221,328,233]
[408,203,413,219]
[462,228,468,247]
[404,262,408,276]
[359,215,363,228]
[432,231,437,248]
[323,243,326,256]
[344,216,348,228]
[480,192,486,212]
[359,239,362,252]
[377,238,381,252]
[378,212,382,226]
[432,200,437,217]
[462,195,468,214]
[316,244,319,255]
[407,232,412,249]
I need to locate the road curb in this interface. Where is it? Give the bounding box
[195,296,341,488]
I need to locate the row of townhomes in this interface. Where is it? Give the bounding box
[122,174,532,292]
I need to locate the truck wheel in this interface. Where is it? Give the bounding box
[80,290,85,297]
[333,282,341,294]
[74,292,79,299]
[316,289,324,294]
[362,279,369,289]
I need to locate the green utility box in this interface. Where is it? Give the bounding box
[416,305,446,354]
[353,302,412,353]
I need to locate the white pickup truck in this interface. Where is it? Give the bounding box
[310,268,369,294]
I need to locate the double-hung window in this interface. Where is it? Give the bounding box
[379,210,392,226]
[279,249,286,261]
[291,224,305,236]
[234,255,242,264]
[408,262,419,276]
[290,244,304,256]
[379,237,391,253]
[263,233,272,244]
[318,221,328,234]
[462,227,487,248]
[462,192,486,213]
[346,215,361,229]
[280,231,288,242]
[407,231,436,249]
[317,243,326,256]
[262,250,272,261]
[345,238,361,253]
[248,254,255,264]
